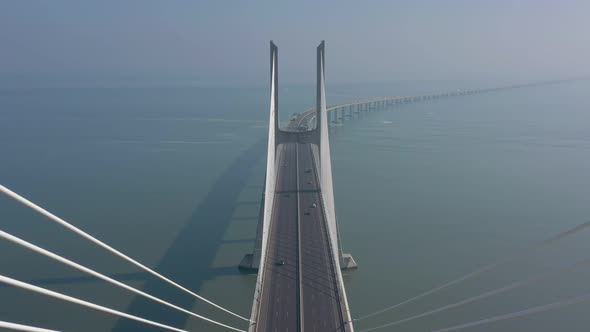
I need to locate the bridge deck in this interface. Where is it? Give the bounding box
[255,141,348,332]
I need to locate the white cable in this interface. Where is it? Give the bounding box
[432,292,590,332]
[357,257,590,331]
[355,220,590,321]
[0,184,251,323]
[0,274,192,332]
[0,230,246,332]
[0,321,61,332]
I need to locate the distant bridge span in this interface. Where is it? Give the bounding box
[292,77,583,130]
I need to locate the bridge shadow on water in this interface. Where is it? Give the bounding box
[112,138,266,332]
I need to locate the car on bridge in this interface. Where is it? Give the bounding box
[276,259,285,266]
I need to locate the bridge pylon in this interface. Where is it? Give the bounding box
[313,40,357,270]
[239,41,356,272]
[238,41,280,272]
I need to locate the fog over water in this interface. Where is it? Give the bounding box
[1,1,590,332]
[1,1,589,86]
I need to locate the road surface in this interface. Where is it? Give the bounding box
[255,142,347,331]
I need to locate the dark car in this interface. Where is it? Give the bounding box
[276,259,285,266]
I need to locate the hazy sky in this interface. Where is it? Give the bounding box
[1,0,589,84]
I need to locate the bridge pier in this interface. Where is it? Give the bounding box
[340,253,358,270]
[330,107,336,124]
[238,253,257,272]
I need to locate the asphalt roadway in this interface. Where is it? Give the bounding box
[255,142,347,332]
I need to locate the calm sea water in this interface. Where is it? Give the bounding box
[1,80,590,331]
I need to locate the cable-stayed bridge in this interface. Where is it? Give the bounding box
[1,41,590,332]
[239,41,354,332]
